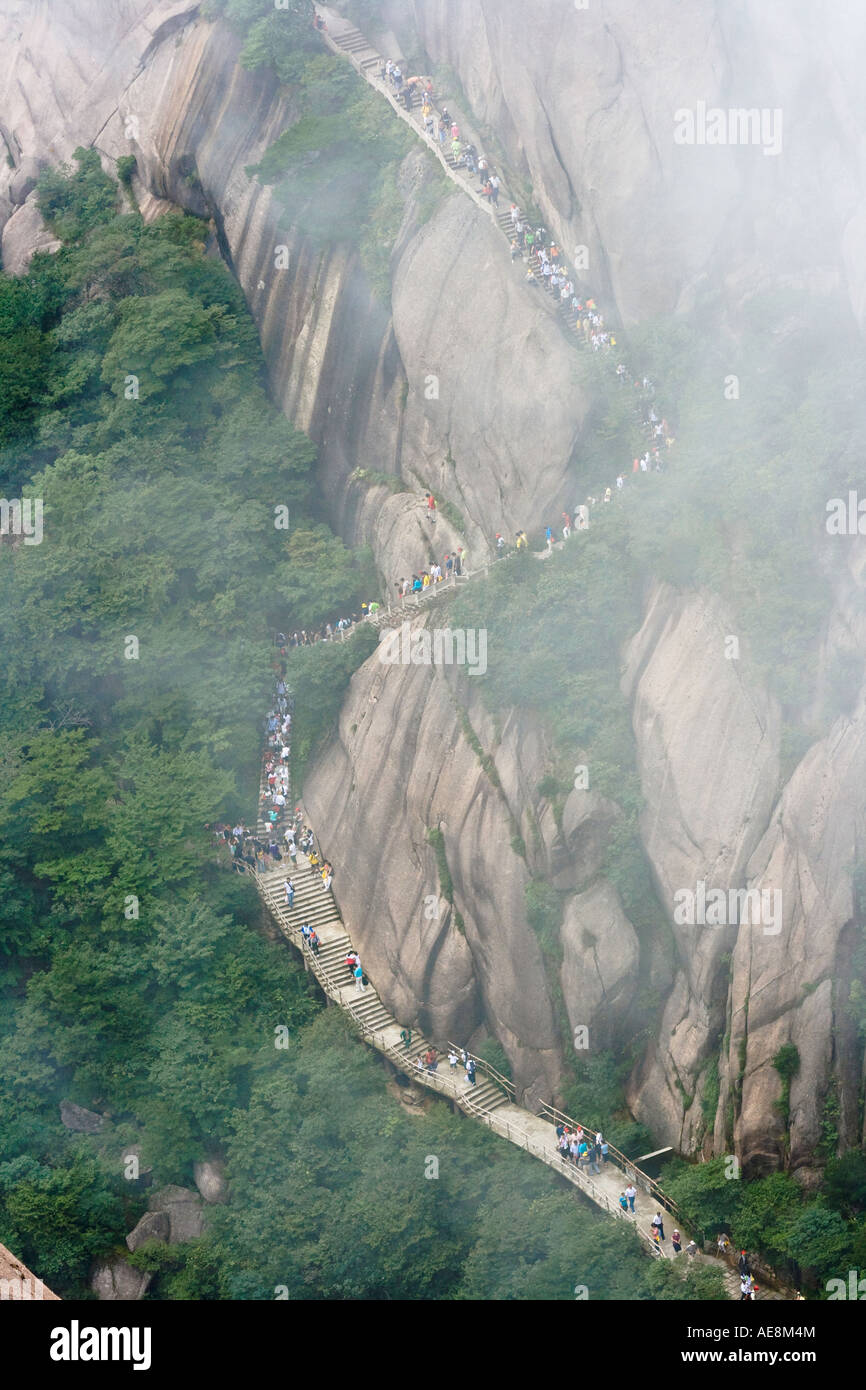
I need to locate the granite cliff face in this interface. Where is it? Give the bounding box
[306,561,866,1179]
[2,0,864,1175]
[0,1,586,574]
[380,0,866,331]
[301,609,652,1105]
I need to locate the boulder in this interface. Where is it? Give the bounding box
[91,1257,151,1301]
[1,197,62,275]
[193,1159,228,1205]
[304,642,562,1101]
[8,156,42,205]
[60,1099,106,1134]
[556,789,621,891]
[147,1184,205,1243]
[125,1211,170,1253]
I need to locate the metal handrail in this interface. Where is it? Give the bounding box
[446,1041,516,1101]
[460,1098,665,1257]
[536,1099,687,1224]
[257,868,669,1258]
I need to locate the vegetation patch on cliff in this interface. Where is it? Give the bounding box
[660,1152,866,1295]
[212,2,448,302]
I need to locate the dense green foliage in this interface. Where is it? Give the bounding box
[208,0,448,300]
[127,1008,683,1302]
[660,1156,866,1295]
[284,626,378,784]
[202,0,319,70]
[0,151,377,1296]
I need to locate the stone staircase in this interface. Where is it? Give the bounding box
[254,717,508,1118]
[323,7,602,350]
[252,719,795,1293]
[256,857,508,1116]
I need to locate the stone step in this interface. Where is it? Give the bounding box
[352,998,389,1016]
[267,906,343,931]
[353,1008,391,1029]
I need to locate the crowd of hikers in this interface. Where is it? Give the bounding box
[260,135,678,641]
[371,35,681,541]
[281,618,362,647]
[212,682,331,895]
[398,1036,481,1087]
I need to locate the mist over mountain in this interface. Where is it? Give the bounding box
[2,0,865,1308]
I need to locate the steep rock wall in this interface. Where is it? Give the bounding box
[382,0,866,330]
[303,603,663,1105]
[622,573,866,1176]
[302,614,562,1103]
[0,3,587,576]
